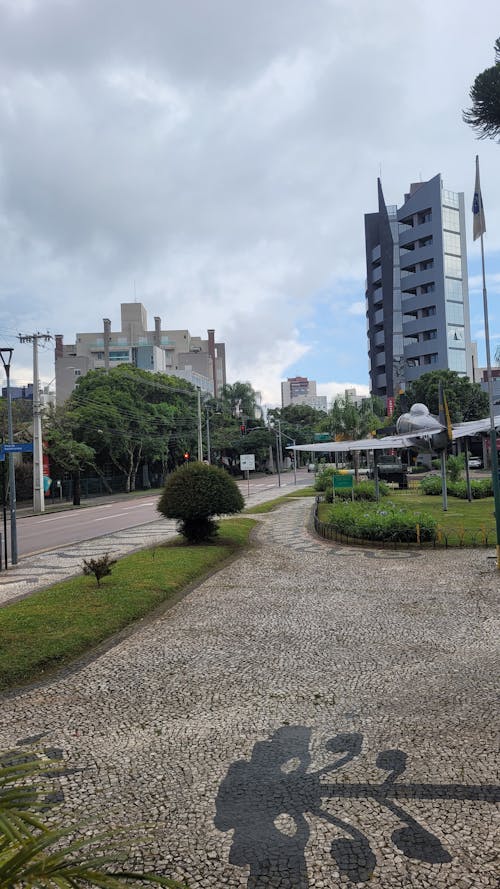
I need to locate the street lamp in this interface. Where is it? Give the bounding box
[0,349,18,565]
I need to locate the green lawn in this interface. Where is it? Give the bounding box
[318,490,497,546]
[0,518,256,691]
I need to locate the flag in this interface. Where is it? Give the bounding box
[472,155,486,241]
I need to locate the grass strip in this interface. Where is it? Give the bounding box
[0,517,256,691]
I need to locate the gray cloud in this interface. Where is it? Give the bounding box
[0,0,499,402]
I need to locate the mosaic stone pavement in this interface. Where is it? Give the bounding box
[0,497,498,888]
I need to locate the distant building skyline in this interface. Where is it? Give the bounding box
[281,376,327,411]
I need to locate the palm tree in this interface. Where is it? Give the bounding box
[329,396,383,481]
[0,753,184,889]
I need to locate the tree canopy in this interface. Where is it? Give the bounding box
[396,370,489,423]
[44,366,199,491]
[463,37,500,141]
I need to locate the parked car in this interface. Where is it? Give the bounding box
[468,457,482,469]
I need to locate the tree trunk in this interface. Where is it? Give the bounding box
[72,470,81,506]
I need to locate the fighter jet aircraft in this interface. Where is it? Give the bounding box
[288,387,500,458]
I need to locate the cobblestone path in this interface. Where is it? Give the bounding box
[0,498,498,888]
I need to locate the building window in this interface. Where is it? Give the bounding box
[420,259,434,271]
[448,325,464,343]
[444,254,463,278]
[109,350,130,361]
[420,282,435,294]
[423,329,437,341]
[419,236,433,248]
[417,210,432,224]
[423,353,438,365]
[448,349,466,372]
[446,301,464,325]
[421,306,436,317]
[442,206,460,232]
[445,278,463,299]
[74,369,82,376]
[443,231,461,256]
[407,358,420,367]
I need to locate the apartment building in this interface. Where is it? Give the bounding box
[365,174,473,402]
[55,303,227,404]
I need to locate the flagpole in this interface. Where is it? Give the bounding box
[475,156,500,568]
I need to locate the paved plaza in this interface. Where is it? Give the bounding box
[0,497,498,887]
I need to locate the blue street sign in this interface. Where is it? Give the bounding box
[1,442,33,455]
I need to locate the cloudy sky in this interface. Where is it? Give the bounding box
[0,0,499,406]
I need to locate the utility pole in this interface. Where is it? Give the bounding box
[0,349,18,564]
[18,332,52,514]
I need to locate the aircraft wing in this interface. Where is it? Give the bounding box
[288,433,426,453]
[452,414,500,440]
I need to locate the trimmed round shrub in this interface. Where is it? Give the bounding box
[327,500,436,543]
[157,461,244,542]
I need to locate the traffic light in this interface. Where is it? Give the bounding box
[183,451,190,461]
[240,424,246,435]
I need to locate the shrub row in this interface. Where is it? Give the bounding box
[420,475,493,499]
[327,500,437,543]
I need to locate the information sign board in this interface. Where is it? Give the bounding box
[240,454,255,471]
[333,473,353,489]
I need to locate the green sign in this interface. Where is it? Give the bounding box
[333,474,354,489]
[314,433,330,442]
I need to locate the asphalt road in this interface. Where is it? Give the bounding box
[10,469,311,558]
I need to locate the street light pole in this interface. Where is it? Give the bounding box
[0,349,18,565]
[196,387,203,461]
[206,407,211,464]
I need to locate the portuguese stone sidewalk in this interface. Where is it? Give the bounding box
[0,497,498,888]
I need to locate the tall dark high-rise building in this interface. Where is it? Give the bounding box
[365,174,473,403]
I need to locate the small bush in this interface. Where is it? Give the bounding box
[157,461,244,543]
[447,454,464,482]
[420,475,442,496]
[421,475,494,500]
[327,500,436,543]
[314,465,339,491]
[82,553,117,587]
[449,479,492,499]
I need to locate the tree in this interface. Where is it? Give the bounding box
[463,37,500,141]
[59,367,199,492]
[157,461,244,542]
[398,370,489,423]
[220,382,259,419]
[329,396,384,481]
